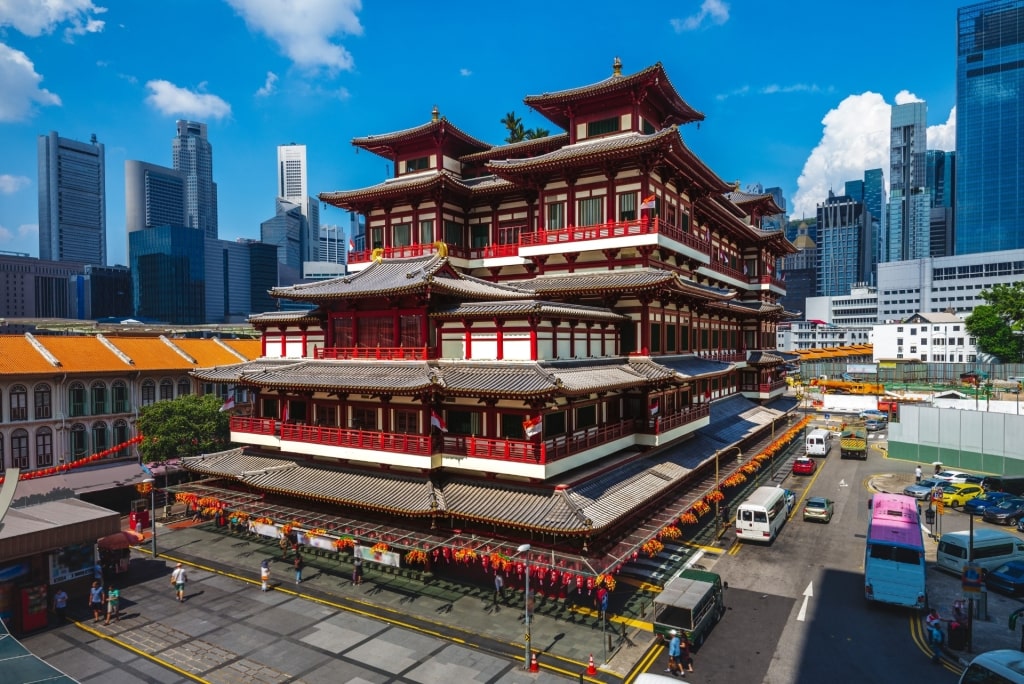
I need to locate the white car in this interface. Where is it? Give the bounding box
[934,470,971,484]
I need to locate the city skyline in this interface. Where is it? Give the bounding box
[1,0,962,265]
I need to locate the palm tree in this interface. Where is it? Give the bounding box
[500,111,525,144]
[524,127,550,140]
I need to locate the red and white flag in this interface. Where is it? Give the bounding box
[430,410,448,432]
[348,238,355,251]
[639,194,656,210]
[649,399,659,416]
[523,415,543,438]
[219,395,236,412]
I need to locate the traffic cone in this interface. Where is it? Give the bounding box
[586,653,597,675]
[529,651,539,673]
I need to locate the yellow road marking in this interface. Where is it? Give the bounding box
[73,619,211,683]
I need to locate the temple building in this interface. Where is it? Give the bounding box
[187,60,798,567]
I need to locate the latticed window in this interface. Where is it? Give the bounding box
[357,316,392,348]
[91,381,108,414]
[141,380,156,406]
[399,314,422,348]
[392,223,411,247]
[113,419,129,446]
[586,116,619,137]
[578,197,603,226]
[444,220,463,247]
[618,193,636,221]
[11,429,28,469]
[70,423,87,459]
[160,379,174,401]
[470,224,489,249]
[69,382,86,417]
[35,427,53,467]
[333,317,354,347]
[10,385,27,421]
[351,408,377,431]
[112,381,128,413]
[546,202,565,230]
[34,383,51,419]
[92,422,109,453]
[419,220,434,244]
[178,378,191,396]
[393,410,418,434]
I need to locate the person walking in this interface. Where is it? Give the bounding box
[260,559,271,591]
[279,535,289,559]
[678,634,695,673]
[170,562,188,602]
[915,465,923,484]
[103,586,120,625]
[53,587,68,622]
[928,620,945,663]
[493,571,505,605]
[665,629,682,675]
[294,554,303,584]
[88,581,105,623]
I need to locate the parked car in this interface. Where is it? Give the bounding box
[940,483,984,508]
[934,470,973,484]
[792,457,816,475]
[964,491,1014,515]
[860,409,888,421]
[865,419,886,432]
[904,478,945,500]
[803,497,834,523]
[778,487,796,514]
[983,561,1024,596]
[983,498,1024,525]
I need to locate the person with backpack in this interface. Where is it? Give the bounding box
[170,563,188,602]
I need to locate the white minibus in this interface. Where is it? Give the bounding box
[805,429,831,457]
[735,486,788,543]
[936,529,1024,574]
[960,649,1024,684]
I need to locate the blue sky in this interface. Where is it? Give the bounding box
[0,0,963,265]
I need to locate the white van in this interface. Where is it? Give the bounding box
[805,428,832,457]
[960,649,1024,684]
[735,486,788,543]
[936,529,1024,574]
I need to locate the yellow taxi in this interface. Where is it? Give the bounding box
[941,483,985,509]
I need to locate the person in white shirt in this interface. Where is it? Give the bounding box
[170,563,188,602]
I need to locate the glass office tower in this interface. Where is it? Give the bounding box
[955,0,1024,254]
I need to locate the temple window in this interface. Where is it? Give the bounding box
[498,224,519,245]
[371,227,383,249]
[642,118,656,134]
[392,223,412,247]
[576,405,597,430]
[352,407,377,430]
[650,323,662,353]
[682,211,691,232]
[399,314,423,347]
[578,197,603,226]
[357,316,392,347]
[394,410,417,434]
[446,410,481,436]
[444,220,463,247]
[501,413,524,439]
[333,317,354,347]
[33,383,51,419]
[587,116,620,137]
[112,381,128,413]
[261,397,279,419]
[471,224,489,248]
[418,219,434,244]
[666,325,677,353]
[618,192,636,221]
[35,427,53,467]
[404,156,429,172]
[546,202,565,229]
[544,411,565,437]
[9,385,27,421]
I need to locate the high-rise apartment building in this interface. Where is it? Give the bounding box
[173,120,218,239]
[37,132,106,264]
[956,0,1024,254]
[817,191,871,297]
[277,143,320,263]
[886,102,929,263]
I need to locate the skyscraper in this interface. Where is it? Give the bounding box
[277,143,320,262]
[817,191,871,297]
[173,120,218,238]
[37,131,106,264]
[887,101,929,263]
[956,0,1024,254]
[124,160,187,232]
[926,150,956,257]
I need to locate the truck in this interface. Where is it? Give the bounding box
[810,378,885,395]
[840,424,868,459]
[652,569,726,648]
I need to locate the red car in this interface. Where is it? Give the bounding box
[792,457,816,475]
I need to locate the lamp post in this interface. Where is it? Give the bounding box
[517,543,531,669]
[714,446,742,538]
[143,477,156,557]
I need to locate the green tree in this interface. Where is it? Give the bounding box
[501,111,549,144]
[966,290,1024,363]
[137,394,232,463]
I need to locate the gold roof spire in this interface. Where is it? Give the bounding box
[612,56,622,77]
[431,104,439,122]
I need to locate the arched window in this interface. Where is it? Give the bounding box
[69,382,87,417]
[177,378,191,397]
[35,427,53,467]
[112,380,128,413]
[91,381,108,414]
[113,419,129,446]
[34,383,52,419]
[11,429,29,469]
[141,379,156,407]
[159,379,174,401]
[10,384,27,421]
[92,422,109,454]
[70,423,87,460]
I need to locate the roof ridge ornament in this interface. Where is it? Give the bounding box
[434,240,448,258]
[371,248,384,263]
[431,104,439,122]
[612,56,622,77]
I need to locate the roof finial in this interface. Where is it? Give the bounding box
[612,56,622,77]
[431,104,439,122]
[733,180,741,191]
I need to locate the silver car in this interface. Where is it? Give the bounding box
[904,477,944,500]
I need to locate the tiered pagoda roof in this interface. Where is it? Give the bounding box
[351,116,490,160]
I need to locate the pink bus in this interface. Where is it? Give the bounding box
[864,493,926,608]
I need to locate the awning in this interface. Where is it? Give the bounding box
[97,529,144,550]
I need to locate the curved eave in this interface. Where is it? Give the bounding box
[701,194,765,241]
[431,300,628,323]
[351,118,491,160]
[760,231,799,255]
[460,133,570,163]
[727,192,785,218]
[319,171,471,212]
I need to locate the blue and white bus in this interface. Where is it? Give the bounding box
[864,493,926,609]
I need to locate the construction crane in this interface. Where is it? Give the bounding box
[809,378,885,395]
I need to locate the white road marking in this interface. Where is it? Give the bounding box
[797,582,814,622]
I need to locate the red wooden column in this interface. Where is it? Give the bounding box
[529,324,538,361]
[495,321,504,361]
[464,322,473,360]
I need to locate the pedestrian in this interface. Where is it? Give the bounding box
[665,629,682,675]
[294,554,303,584]
[928,620,945,662]
[915,465,923,483]
[89,581,105,623]
[952,598,967,625]
[926,608,945,629]
[352,551,363,585]
[279,535,289,559]
[53,587,68,621]
[260,559,270,592]
[170,562,188,602]
[678,634,695,673]
[103,585,120,624]
[494,571,505,604]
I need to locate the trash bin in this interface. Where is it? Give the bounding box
[925,508,935,524]
[947,622,967,650]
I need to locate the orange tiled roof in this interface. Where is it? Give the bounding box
[220,339,262,360]
[0,336,62,374]
[99,336,196,371]
[31,336,133,373]
[170,339,250,367]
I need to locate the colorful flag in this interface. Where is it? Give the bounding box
[430,410,448,433]
[348,238,355,250]
[721,252,728,264]
[639,194,656,210]
[219,395,236,412]
[781,271,787,281]
[766,262,773,274]
[649,399,659,416]
[523,415,543,438]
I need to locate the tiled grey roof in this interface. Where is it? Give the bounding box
[517,268,676,294]
[432,299,628,323]
[720,300,785,314]
[441,481,589,533]
[319,169,469,205]
[460,133,570,163]
[270,254,530,302]
[351,119,490,156]
[546,362,650,394]
[434,362,558,397]
[183,449,299,476]
[653,355,733,378]
[746,351,786,365]
[190,358,303,383]
[488,130,675,174]
[249,310,320,323]
[247,360,438,393]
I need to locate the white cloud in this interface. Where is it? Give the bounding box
[0,43,62,122]
[762,83,823,95]
[145,80,231,119]
[791,92,891,219]
[671,0,729,32]
[459,68,472,77]
[0,174,31,194]
[256,71,278,97]
[0,223,37,246]
[18,223,36,238]
[928,106,956,152]
[0,0,105,39]
[894,89,922,105]
[226,0,363,73]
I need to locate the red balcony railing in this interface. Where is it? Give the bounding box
[315,346,429,361]
[442,435,546,463]
[706,261,747,281]
[740,380,788,394]
[652,404,710,434]
[230,416,277,435]
[280,423,432,455]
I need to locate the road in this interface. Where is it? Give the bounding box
[638,422,961,683]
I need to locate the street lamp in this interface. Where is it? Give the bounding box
[714,446,743,538]
[143,477,156,557]
[517,543,531,669]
